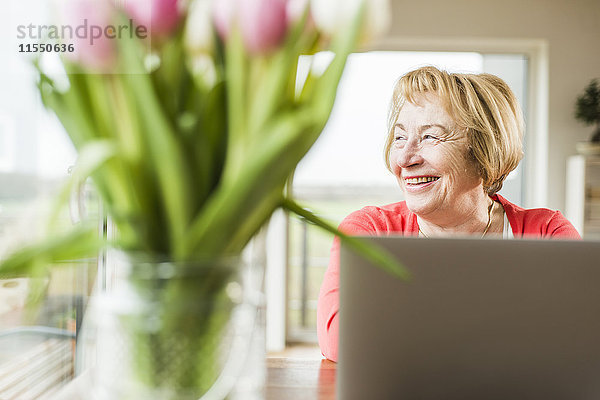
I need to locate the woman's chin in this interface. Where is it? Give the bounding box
[404,196,438,217]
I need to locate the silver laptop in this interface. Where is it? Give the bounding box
[338,236,600,400]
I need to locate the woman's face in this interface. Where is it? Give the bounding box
[389,93,483,217]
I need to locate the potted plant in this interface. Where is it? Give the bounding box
[575,78,600,155]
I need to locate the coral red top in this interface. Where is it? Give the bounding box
[317,194,581,362]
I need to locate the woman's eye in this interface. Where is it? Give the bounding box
[423,134,437,140]
[394,135,406,142]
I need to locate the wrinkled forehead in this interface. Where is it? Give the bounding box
[395,92,458,129]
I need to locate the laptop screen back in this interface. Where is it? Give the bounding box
[338,237,600,400]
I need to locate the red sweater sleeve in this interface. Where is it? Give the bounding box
[316,212,377,362]
[545,210,581,239]
[495,195,581,239]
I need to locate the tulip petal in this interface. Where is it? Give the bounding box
[239,0,288,54]
[212,0,237,40]
[54,0,117,72]
[124,0,182,37]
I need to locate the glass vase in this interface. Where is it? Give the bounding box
[88,254,265,400]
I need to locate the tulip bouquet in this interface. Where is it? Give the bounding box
[2,0,407,397]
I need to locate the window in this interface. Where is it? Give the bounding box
[0,1,95,394]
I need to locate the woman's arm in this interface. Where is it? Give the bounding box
[548,210,581,239]
[317,212,379,362]
[317,236,342,362]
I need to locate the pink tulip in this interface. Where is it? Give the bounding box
[213,0,288,55]
[124,0,182,38]
[58,0,117,71]
[239,0,287,54]
[212,0,236,40]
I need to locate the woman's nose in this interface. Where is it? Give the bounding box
[396,139,424,169]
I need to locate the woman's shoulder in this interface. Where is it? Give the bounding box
[494,195,580,238]
[338,201,417,235]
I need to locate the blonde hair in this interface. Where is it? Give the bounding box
[384,66,524,195]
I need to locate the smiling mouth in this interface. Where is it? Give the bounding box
[404,176,440,185]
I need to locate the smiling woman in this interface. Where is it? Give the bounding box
[389,93,484,230]
[316,65,581,362]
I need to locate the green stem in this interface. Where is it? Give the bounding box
[282,198,411,281]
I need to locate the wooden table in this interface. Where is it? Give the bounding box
[266,358,336,400]
[52,357,337,400]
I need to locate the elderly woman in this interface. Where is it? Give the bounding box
[317,66,580,362]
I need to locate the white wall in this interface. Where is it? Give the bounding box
[382,0,600,211]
